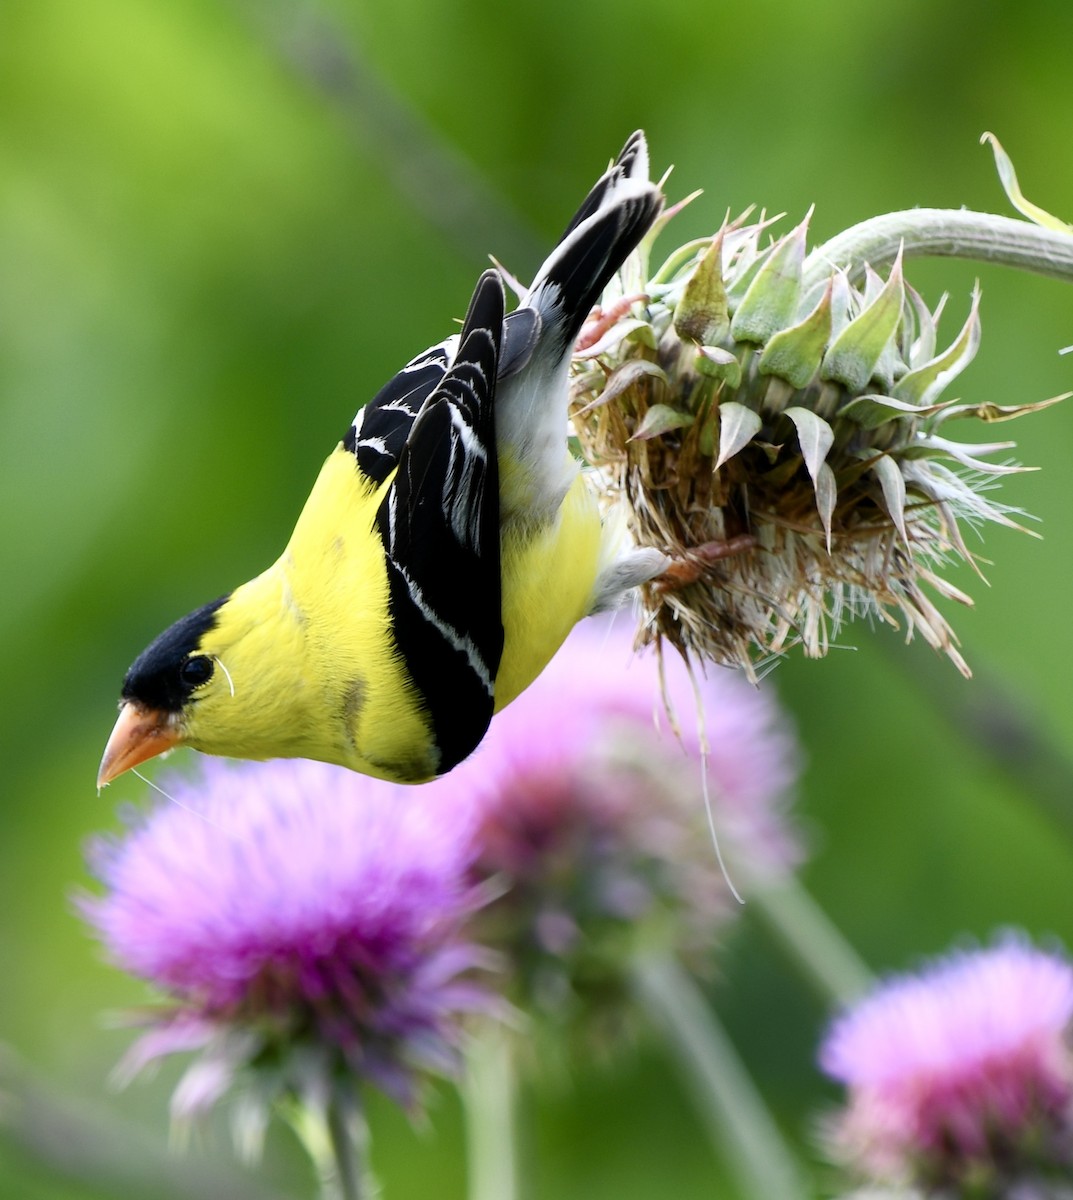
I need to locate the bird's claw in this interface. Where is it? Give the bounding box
[653,534,756,591]
[575,293,649,352]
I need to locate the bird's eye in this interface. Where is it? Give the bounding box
[180,655,215,688]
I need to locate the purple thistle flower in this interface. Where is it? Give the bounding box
[80,757,492,1136]
[465,614,803,877]
[421,615,802,1040]
[819,937,1073,1191]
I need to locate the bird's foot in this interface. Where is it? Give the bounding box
[575,293,649,352]
[654,534,756,591]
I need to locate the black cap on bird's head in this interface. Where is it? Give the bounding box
[120,597,228,711]
[98,596,228,786]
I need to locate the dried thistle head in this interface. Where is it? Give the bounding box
[571,194,1065,678]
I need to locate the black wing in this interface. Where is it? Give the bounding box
[344,304,539,490]
[343,342,452,486]
[375,270,505,774]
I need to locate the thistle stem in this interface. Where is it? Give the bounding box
[231,0,542,267]
[883,638,1073,845]
[462,1025,519,1200]
[631,953,808,1200]
[745,874,874,1007]
[803,208,1073,291]
[288,1086,376,1200]
[325,1094,372,1200]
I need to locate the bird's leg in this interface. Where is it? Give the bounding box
[653,534,756,591]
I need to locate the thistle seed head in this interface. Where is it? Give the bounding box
[571,196,1065,678]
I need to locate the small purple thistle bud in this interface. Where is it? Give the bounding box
[819,937,1073,1192]
[79,758,494,1145]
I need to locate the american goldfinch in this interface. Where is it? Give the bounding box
[99,132,664,787]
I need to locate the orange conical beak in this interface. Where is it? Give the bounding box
[97,703,181,787]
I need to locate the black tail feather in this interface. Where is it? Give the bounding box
[541,190,662,356]
[555,130,650,243]
[529,131,661,356]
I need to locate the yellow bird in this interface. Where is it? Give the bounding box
[99,132,665,787]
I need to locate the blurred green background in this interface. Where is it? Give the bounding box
[2,0,1072,1196]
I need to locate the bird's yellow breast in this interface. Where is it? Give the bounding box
[284,446,603,771]
[277,445,603,764]
[194,445,601,782]
[281,446,440,779]
[194,447,438,781]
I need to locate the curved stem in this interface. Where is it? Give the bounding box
[631,954,808,1200]
[803,209,1073,291]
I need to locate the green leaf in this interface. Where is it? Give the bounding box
[575,359,667,416]
[838,393,953,429]
[696,345,743,386]
[869,453,908,542]
[860,265,906,391]
[652,225,710,285]
[780,405,836,546]
[904,283,940,367]
[933,392,1070,425]
[982,132,1073,233]
[721,211,780,306]
[697,398,719,457]
[815,461,837,549]
[626,322,659,350]
[630,404,696,441]
[715,401,763,469]
[902,435,1031,475]
[754,440,785,466]
[783,406,834,485]
[826,271,853,343]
